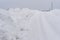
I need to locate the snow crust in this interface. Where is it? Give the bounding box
[0,8,60,40]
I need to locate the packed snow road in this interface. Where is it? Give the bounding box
[29,11,60,40]
[0,8,60,40]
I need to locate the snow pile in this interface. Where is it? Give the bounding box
[0,8,41,40]
[0,8,60,40]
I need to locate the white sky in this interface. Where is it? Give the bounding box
[0,0,60,10]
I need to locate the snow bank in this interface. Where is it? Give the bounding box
[0,8,41,40]
[0,8,60,40]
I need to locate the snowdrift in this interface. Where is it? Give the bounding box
[0,8,60,40]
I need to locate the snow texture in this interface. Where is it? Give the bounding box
[0,8,60,40]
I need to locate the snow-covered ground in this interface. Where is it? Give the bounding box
[0,8,60,40]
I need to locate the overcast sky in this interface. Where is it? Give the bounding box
[0,0,60,10]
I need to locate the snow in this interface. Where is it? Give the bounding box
[0,8,60,40]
